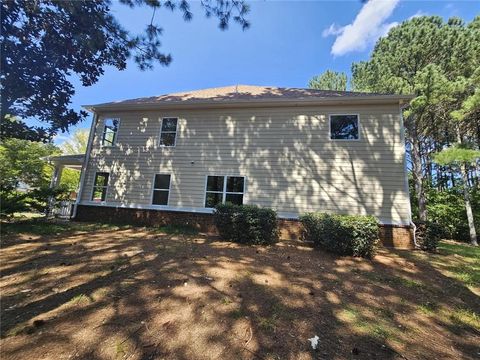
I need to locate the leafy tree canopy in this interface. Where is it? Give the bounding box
[434,144,480,167]
[0,138,58,193]
[1,0,250,141]
[308,70,348,91]
[352,16,480,94]
[60,128,89,155]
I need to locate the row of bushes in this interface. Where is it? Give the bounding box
[213,204,404,257]
[213,204,444,255]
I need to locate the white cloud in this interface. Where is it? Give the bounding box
[322,23,344,38]
[323,0,400,56]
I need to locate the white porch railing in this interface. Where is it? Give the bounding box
[51,200,75,219]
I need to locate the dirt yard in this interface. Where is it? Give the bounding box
[1,220,479,360]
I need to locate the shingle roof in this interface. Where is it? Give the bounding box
[85,85,412,109]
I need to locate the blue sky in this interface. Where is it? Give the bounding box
[58,0,480,142]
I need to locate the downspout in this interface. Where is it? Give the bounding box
[399,102,419,248]
[72,112,98,219]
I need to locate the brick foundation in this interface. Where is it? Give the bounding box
[75,205,414,249]
[75,205,217,234]
[378,224,415,249]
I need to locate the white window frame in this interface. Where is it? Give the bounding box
[159,117,178,147]
[91,172,110,203]
[328,114,361,141]
[204,175,246,208]
[151,173,172,206]
[101,118,120,147]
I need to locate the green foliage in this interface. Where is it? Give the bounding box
[0,191,29,217]
[0,138,58,192]
[26,186,71,213]
[214,203,279,245]
[0,138,73,216]
[59,169,80,193]
[60,129,89,155]
[1,0,250,141]
[433,143,480,166]
[426,187,480,242]
[155,224,199,236]
[352,16,480,94]
[300,213,379,258]
[308,70,348,91]
[414,221,442,251]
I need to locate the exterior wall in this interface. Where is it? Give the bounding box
[75,205,414,248]
[79,104,410,225]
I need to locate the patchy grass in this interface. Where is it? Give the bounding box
[449,307,480,332]
[439,241,480,259]
[229,308,246,319]
[0,224,478,360]
[154,224,199,236]
[1,217,130,237]
[338,305,397,342]
[418,301,439,315]
[354,268,427,290]
[402,240,480,294]
[435,241,480,288]
[257,314,278,332]
[68,294,91,306]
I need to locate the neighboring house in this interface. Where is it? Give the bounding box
[73,85,414,247]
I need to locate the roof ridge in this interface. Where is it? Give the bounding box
[83,85,412,110]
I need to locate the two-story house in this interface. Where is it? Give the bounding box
[72,85,414,247]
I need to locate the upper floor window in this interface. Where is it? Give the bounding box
[102,118,119,146]
[330,114,359,140]
[92,172,109,202]
[205,175,245,208]
[152,174,171,206]
[160,118,178,147]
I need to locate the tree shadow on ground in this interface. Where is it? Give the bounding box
[0,226,479,360]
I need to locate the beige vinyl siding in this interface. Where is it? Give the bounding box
[80,104,410,224]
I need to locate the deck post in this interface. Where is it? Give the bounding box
[50,164,64,188]
[47,164,64,217]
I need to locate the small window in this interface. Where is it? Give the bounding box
[205,176,245,208]
[152,174,171,205]
[159,118,178,147]
[102,118,119,146]
[330,114,359,140]
[92,172,109,202]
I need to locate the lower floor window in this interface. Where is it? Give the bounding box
[205,175,245,208]
[152,174,171,205]
[92,172,109,202]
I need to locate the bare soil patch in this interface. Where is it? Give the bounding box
[1,221,479,359]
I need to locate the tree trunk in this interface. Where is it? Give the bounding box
[462,164,478,246]
[411,131,428,221]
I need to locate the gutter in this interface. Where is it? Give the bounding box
[399,102,419,248]
[72,112,98,219]
[83,95,415,113]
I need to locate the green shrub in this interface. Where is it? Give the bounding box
[214,203,278,245]
[0,191,29,217]
[300,212,379,258]
[414,221,442,252]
